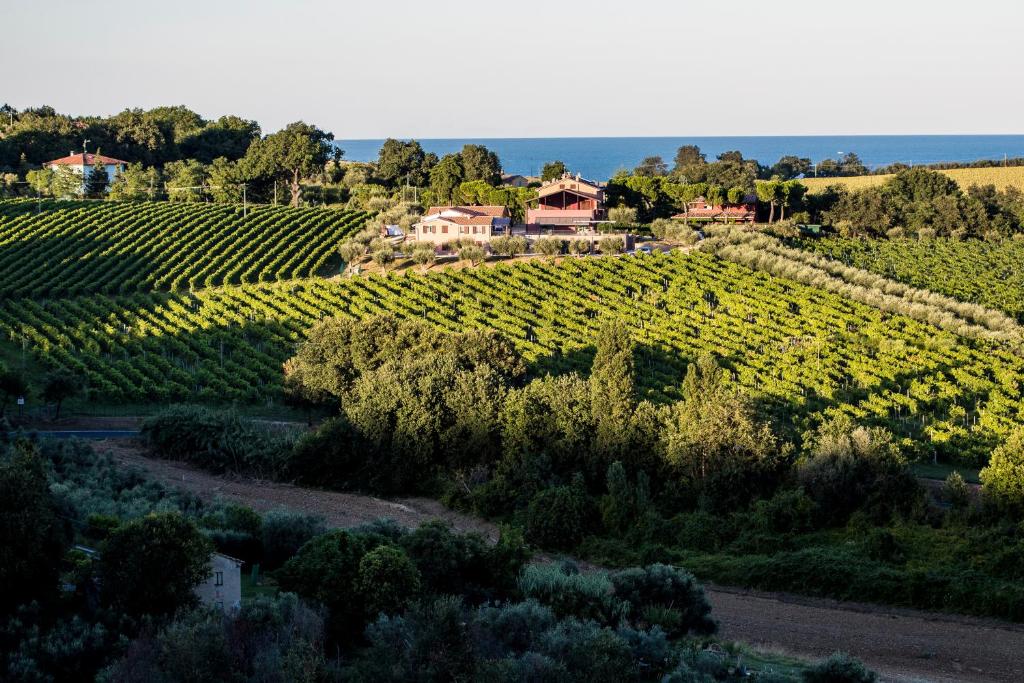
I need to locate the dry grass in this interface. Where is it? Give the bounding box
[800,166,1024,194]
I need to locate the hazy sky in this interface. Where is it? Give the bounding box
[4,0,1022,139]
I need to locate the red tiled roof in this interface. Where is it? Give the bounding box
[425,205,508,218]
[45,152,128,167]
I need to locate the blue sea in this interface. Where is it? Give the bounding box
[335,136,1024,181]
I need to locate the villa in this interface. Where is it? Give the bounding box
[412,205,511,246]
[673,195,757,223]
[526,173,607,233]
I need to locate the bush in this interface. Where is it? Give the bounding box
[534,237,564,258]
[609,564,716,636]
[520,564,627,625]
[598,236,625,254]
[803,652,877,683]
[357,545,421,617]
[260,509,326,570]
[980,428,1024,514]
[525,484,595,550]
[141,405,295,479]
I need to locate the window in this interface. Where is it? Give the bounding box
[441,225,448,234]
[215,571,224,587]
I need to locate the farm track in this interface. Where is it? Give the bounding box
[91,438,1024,683]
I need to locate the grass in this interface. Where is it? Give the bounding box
[800,166,1024,194]
[911,461,981,484]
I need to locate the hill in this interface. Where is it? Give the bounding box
[799,166,1024,194]
[3,251,1021,463]
[0,199,370,297]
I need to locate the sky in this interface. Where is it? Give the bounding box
[3,0,1023,139]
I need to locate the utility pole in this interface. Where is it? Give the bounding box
[242,184,247,217]
[273,181,278,205]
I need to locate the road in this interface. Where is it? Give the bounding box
[92,438,1024,683]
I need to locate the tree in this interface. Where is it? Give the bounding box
[664,353,779,509]
[534,237,564,259]
[412,245,436,271]
[525,482,594,550]
[376,138,436,187]
[597,236,624,254]
[41,369,80,420]
[242,121,336,207]
[0,442,68,613]
[569,239,591,256]
[634,155,668,177]
[108,163,160,201]
[770,155,812,180]
[756,179,781,223]
[99,512,213,617]
[357,545,421,617]
[85,156,109,197]
[590,319,635,459]
[0,365,28,418]
[608,205,638,229]
[458,244,486,265]
[164,159,207,202]
[206,156,242,203]
[460,144,501,185]
[673,145,706,174]
[980,428,1024,513]
[430,153,465,204]
[541,160,567,181]
[372,246,395,273]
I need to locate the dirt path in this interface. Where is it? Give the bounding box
[94,439,1024,683]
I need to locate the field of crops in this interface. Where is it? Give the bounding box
[0,199,370,297]
[800,166,1024,194]
[2,251,1021,462]
[797,238,1024,323]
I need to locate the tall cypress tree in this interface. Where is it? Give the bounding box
[590,319,636,461]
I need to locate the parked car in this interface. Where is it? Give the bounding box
[637,244,654,254]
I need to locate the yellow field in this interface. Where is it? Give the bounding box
[799,166,1024,193]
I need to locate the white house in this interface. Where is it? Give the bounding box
[412,205,511,247]
[194,552,243,612]
[44,152,128,193]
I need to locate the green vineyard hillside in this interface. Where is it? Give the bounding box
[0,199,371,297]
[2,251,1021,463]
[796,237,1024,323]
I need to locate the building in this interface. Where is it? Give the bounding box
[194,552,243,612]
[500,173,536,188]
[526,173,606,233]
[672,195,757,223]
[412,205,511,247]
[44,151,128,193]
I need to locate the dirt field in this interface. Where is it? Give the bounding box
[95,439,1024,683]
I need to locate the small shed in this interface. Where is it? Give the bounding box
[195,552,243,612]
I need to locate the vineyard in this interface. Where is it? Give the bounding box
[796,237,1024,323]
[0,199,371,297]
[2,250,1021,463]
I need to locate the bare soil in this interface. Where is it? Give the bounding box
[93,438,1024,683]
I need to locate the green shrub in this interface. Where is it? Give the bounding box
[260,509,327,570]
[141,405,296,479]
[518,564,627,625]
[802,652,877,683]
[357,545,421,617]
[525,484,595,550]
[610,564,716,636]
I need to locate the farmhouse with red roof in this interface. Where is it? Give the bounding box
[44,151,128,194]
[672,195,757,223]
[412,205,512,247]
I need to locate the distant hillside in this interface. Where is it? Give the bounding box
[0,200,370,297]
[800,166,1024,193]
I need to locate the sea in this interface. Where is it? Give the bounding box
[334,135,1024,182]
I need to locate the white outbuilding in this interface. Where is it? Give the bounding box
[44,151,128,193]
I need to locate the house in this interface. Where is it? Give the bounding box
[526,173,607,233]
[672,195,757,223]
[45,151,128,194]
[501,173,536,188]
[194,552,243,612]
[412,205,511,247]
